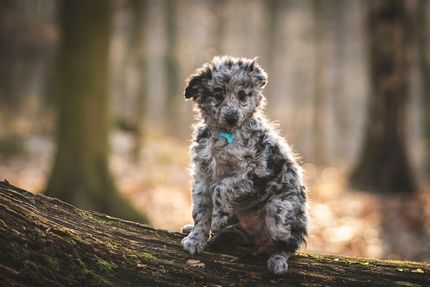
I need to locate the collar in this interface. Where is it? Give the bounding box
[217,130,235,144]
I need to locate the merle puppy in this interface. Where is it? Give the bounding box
[181,56,308,275]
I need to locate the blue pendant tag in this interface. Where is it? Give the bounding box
[218,130,235,143]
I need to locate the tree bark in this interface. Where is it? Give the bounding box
[44,0,146,222]
[1,181,429,287]
[349,0,416,193]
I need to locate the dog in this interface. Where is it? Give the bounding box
[181,56,308,275]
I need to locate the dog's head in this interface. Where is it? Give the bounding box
[184,56,268,130]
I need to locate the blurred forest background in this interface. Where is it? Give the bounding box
[1,0,430,262]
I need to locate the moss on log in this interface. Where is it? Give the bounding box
[0,181,429,286]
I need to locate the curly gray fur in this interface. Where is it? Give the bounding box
[181,56,308,275]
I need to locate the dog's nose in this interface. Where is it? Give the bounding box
[225,113,239,126]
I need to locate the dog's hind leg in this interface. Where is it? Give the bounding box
[264,193,307,275]
[208,223,255,255]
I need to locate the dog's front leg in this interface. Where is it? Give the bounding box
[181,179,212,254]
[210,173,251,232]
[210,183,234,233]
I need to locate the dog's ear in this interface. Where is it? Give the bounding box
[247,57,268,89]
[184,64,212,100]
[248,57,258,72]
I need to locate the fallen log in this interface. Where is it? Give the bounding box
[0,181,429,287]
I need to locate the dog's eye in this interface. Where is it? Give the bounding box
[238,90,247,102]
[213,92,224,103]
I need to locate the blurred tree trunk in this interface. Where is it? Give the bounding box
[330,0,349,159]
[210,0,226,55]
[264,0,282,107]
[45,0,146,222]
[265,0,281,63]
[211,0,226,55]
[0,1,56,132]
[311,0,328,165]
[350,0,416,193]
[165,0,180,137]
[417,0,430,175]
[129,0,148,159]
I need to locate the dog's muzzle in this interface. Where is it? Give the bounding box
[224,112,239,126]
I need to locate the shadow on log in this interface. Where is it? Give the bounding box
[0,181,429,286]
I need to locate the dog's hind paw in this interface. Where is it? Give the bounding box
[267,253,289,275]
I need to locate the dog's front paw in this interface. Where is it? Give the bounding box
[267,254,289,275]
[181,234,207,254]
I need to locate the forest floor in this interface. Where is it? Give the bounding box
[1,131,430,263]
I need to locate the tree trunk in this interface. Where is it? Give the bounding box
[417,0,430,175]
[311,0,329,166]
[349,0,416,193]
[210,0,226,55]
[1,181,429,287]
[330,0,350,160]
[128,0,148,159]
[263,0,282,118]
[44,0,146,223]
[165,0,180,137]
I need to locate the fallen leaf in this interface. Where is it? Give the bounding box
[186,259,205,268]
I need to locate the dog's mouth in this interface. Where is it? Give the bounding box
[220,112,240,130]
[219,122,240,133]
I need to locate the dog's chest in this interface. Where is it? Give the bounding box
[208,136,252,178]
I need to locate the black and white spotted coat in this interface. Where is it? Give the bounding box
[181,56,308,275]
